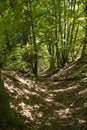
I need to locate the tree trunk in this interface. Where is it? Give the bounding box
[29,0,38,76]
[22,0,30,45]
[81,1,87,63]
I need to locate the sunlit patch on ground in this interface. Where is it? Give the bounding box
[52,85,79,93]
[78,88,87,95]
[54,108,71,119]
[3,70,87,129]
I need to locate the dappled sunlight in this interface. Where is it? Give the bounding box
[3,70,87,129]
[4,82,14,93]
[4,71,47,122]
[35,87,47,93]
[31,92,39,96]
[84,102,87,107]
[44,93,54,103]
[23,88,30,94]
[14,75,34,88]
[79,119,87,124]
[52,85,79,93]
[80,77,87,82]
[78,88,87,95]
[54,107,71,119]
[44,98,53,103]
[18,102,33,119]
[49,62,78,81]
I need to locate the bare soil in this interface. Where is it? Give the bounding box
[2,62,87,130]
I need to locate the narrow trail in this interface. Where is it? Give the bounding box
[2,63,87,130]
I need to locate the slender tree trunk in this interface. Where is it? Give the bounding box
[53,0,61,68]
[81,1,87,63]
[69,0,77,60]
[32,24,38,75]
[22,0,29,45]
[29,0,38,76]
[46,34,55,70]
[5,29,10,50]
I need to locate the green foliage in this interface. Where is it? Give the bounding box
[3,47,29,74]
[0,0,86,74]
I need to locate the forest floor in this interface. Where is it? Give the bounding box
[2,61,87,130]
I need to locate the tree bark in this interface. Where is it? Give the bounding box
[29,0,38,76]
[81,1,87,63]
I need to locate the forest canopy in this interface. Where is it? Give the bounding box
[0,0,87,76]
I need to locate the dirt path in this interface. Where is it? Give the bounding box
[2,68,87,130]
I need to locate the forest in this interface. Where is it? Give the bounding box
[0,0,87,130]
